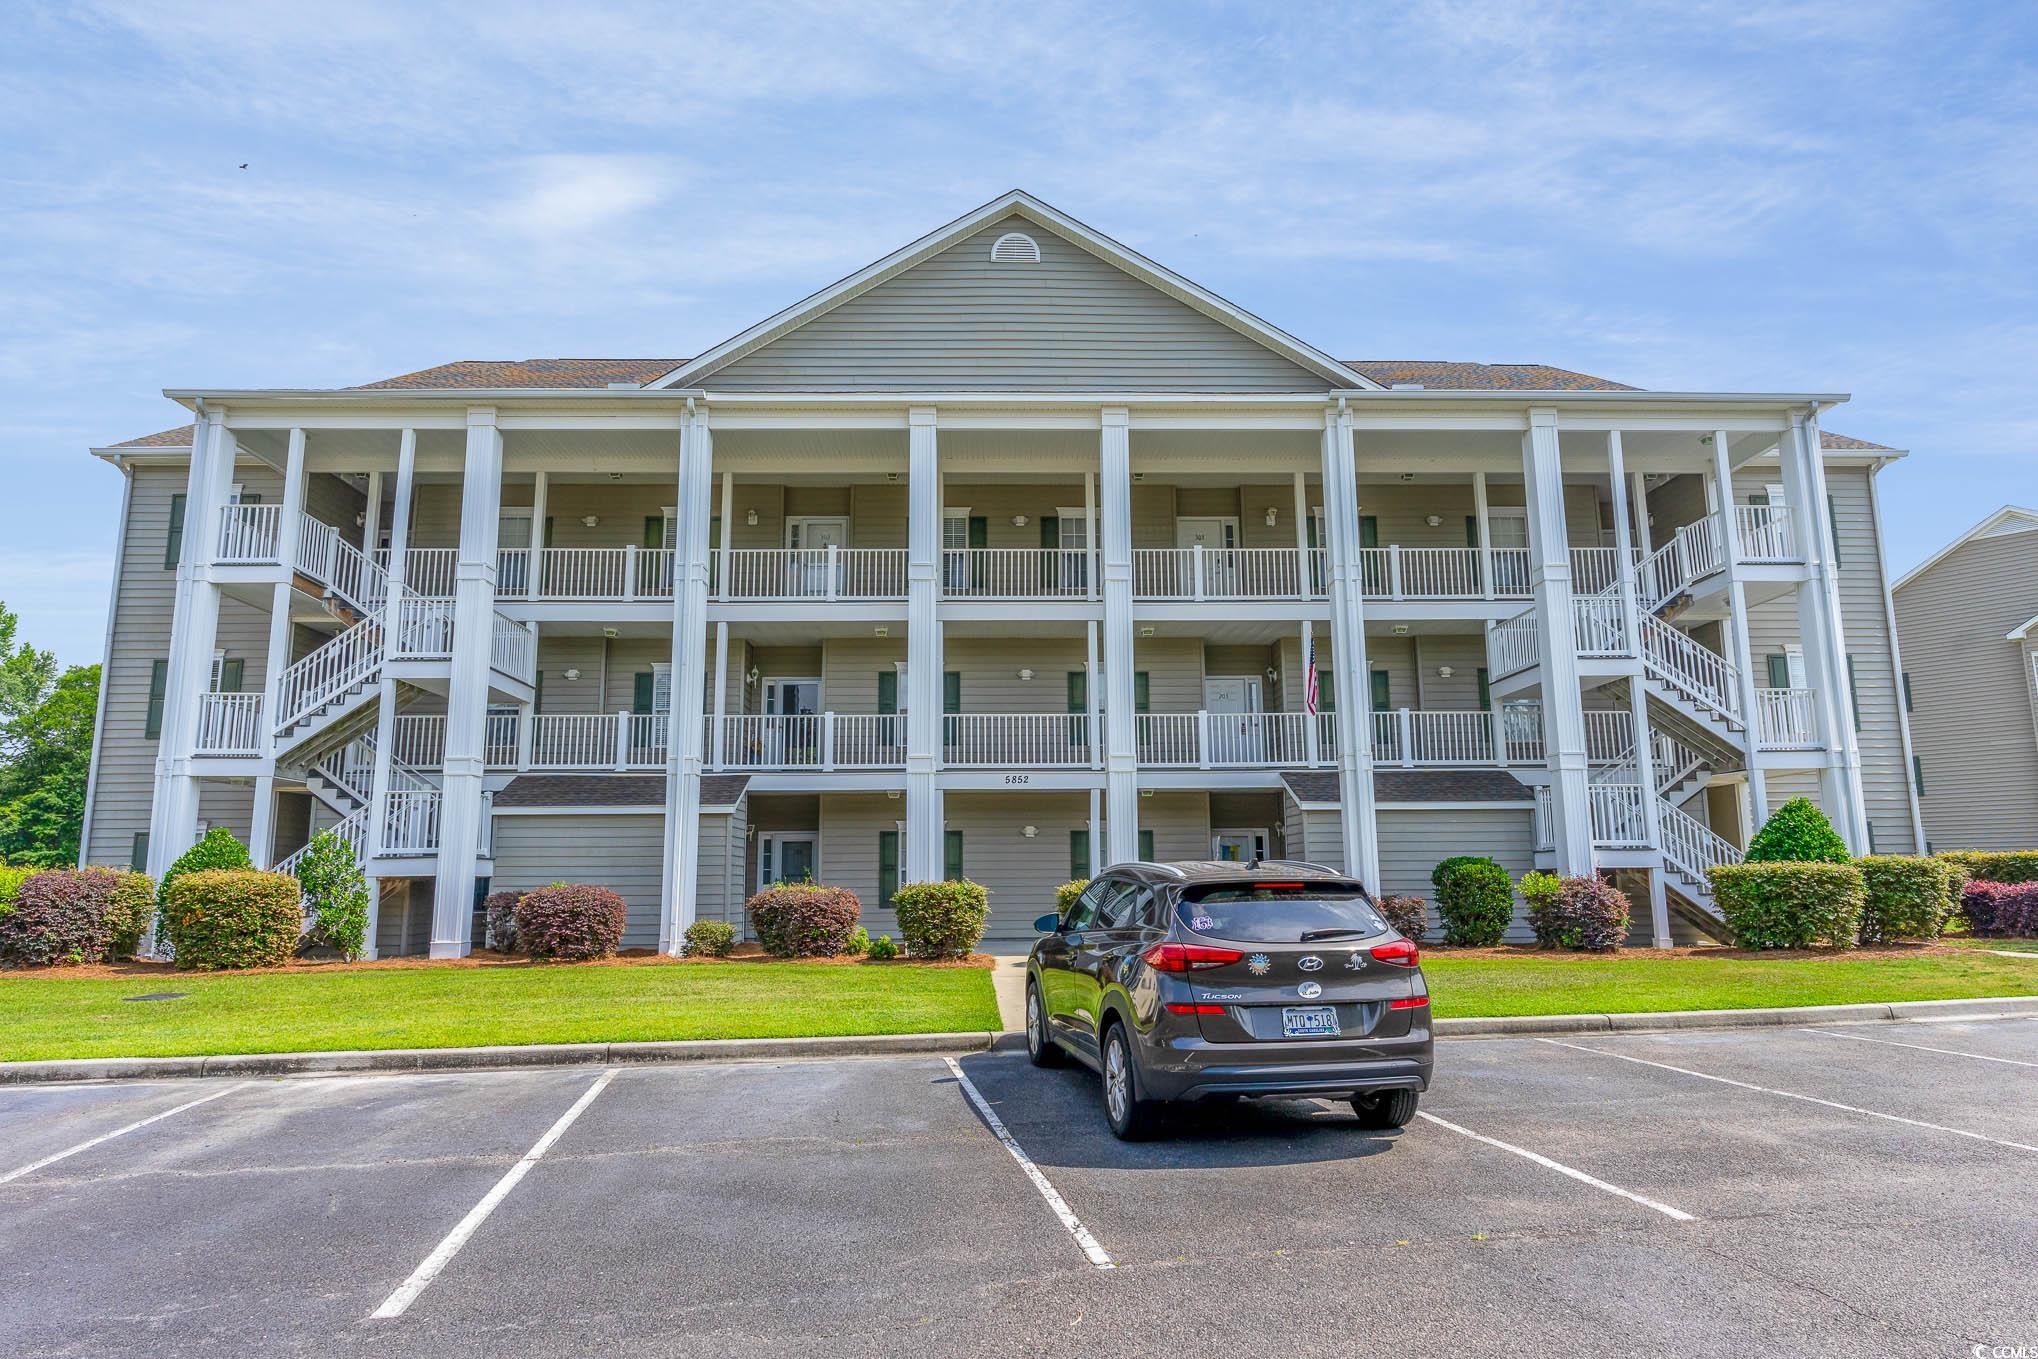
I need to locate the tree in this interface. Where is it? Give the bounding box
[1745,796,1851,865]
[296,829,369,960]
[0,603,59,761]
[0,598,98,868]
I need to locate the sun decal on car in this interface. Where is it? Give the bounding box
[1245,953,1272,976]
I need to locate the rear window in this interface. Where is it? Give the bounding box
[1178,884,1388,944]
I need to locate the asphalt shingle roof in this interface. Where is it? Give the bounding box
[1282,770,1537,805]
[109,424,196,448]
[493,774,749,810]
[1345,360,1636,391]
[352,359,683,390]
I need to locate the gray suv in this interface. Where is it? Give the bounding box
[1026,860,1433,1139]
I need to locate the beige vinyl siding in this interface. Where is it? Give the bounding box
[819,637,908,713]
[1360,635,1491,712]
[850,484,908,548]
[1294,808,1345,871]
[490,813,666,948]
[942,637,1088,712]
[1132,638,1205,713]
[700,215,1331,393]
[1377,807,1538,942]
[1139,791,1210,863]
[817,791,897,935]
[943,791,1095,936]
[374,879,428,958]
[1893,524,2038,850]
[942,484,1087,549]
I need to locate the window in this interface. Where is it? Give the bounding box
[130,831,150,872]
[1846,655,1860,728]
[1064,878,1111,931]
[1902,671,1914,712]
[1094,881,1141,930]
[145,659,169,739]
[1827,495,1844,566]
[1069,829,1090,881]
[878,830,899,906]
[1138,828,1154,862]
[1370,669,1391,712]
[1766,654,1790,689]
[1912,754,1926,796]
[164,493,186,569]
[216,657,244,694]
[944,830,964,881]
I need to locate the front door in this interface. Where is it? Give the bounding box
[1204,676,1262,763]
[787,517,849,594]
[1212,828,1270,862]
[758,832,817,889]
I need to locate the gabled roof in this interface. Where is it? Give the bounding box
[646,189,1376,392]
[354,359,683,390]
[1344,361,1635,392]
[1892,505,2038,593]
[109,424,195,449]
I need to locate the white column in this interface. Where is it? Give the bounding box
[361,470,382,571]
[1085,619,1102,770]
[1787,411,1869,849]
[254,425,310,871]
[146,405,236,883]
[660,404,715,951]
[1710,427,1769,823]
[903,407,943,881]
[526,470,548,596]
[1291,470,1310,595]
[1473,470,1493,599]
[1099,407,1140,865]
[1320,405,1379,889]
[717,470,735,599]
[430,410,503,957]
[1630,471,1654,555]
[364,428,416,910]
[1522,407,1593,873]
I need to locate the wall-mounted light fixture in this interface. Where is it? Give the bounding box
[355,511,367,528]
[1021,825,1038,839]
[1138,626,1155,638]
[1391,624,1409,636]
[746,666,760,685]
[1011,514,1029,528]
[745,509,759,527]
[602,627,619,639]
[1263,507,1278,528]
[873,626,889,638]
[581,515,599,528]
[1425,514,1443,528]
[1017,668,1035,681]
[562,668,582,681]
[1437,665,1454,680]
[1264,666,1279,684]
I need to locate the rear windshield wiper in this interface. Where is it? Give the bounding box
[1299,927,1367,942]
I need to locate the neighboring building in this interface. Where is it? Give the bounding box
[1892,506,2038,852]
[77,191,1923,955]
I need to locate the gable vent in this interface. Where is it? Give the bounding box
[990,231,1041,263]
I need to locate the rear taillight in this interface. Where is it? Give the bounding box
[1164,1002,1229,1016]
[1371,938,1420,967]
[1389,995,1429,1010]
[1141,942,1245,973]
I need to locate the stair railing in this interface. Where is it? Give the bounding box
[1639,612,1742,727]
[1657,797,1741,894]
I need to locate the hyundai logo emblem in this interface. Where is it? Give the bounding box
[1297,981,1323,1000]
[1297,954,1324,972]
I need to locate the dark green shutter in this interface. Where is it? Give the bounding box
[878,831,899,905]
[1359,516,1379,550]
[1306,515,1319,550]
[1069,829,1089,881]
[876,670,898,716]
[1826,495,1843,566]
[1465,516,1480,547]
[943,671,961,714]
[1913,754,1925,796]
[1902,672,1913,712]
[145,659,169,739]
[1138,829,1154,862]
[633,672,655,715]
[544,516,556,548]
[1847,655,1860,727]
[1370,669,1391,712]
[1866,822,1877,854]
[1133,672,1150,713]
[164,494,186,569]
[1476,667,1491,711]
[130,831,150,872]
[1066,671,1086,712]
[644,515,663,548]
[709,517,721,552]
[1766,654,1790,689]
[218,657,245,693]
[1040,516,1059,548]
[967,517,988,549]
[1317,669,1334,712]
[532,668,544,714]
[944,830,964,881]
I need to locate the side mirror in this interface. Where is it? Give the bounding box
[1033,912,1061,934]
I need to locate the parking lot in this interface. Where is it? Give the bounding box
[3,1017,2036,1358]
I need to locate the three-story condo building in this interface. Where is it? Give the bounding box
[79,192,1924,955]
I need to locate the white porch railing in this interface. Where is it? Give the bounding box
[312,738,375,802]
[496,547,532,598]
[275,613,381,732]
[1659,798,1741,893]
[1589,783,1650,848]
[1756,687,1819,749]
[714,548,908,600]
[942,549,1093,599]
[372,547,457,597]
[1534,785,1555,852]
[1135,712,1318,767]
[1501,702,1546,763]
[296,517,388,616]
[390,594,455,660]
[710,712,907,770]
[1134,548,1311,600]
[490,612,536,682]
[1568,547,1630,597]
[381,789,442,854]
[274,807,367,883]
[1583,709,1636,763]
[1490,609,1540,676]
[1572,589,1630,655]
[1640,612,1741,726]
[1637,515,1724,611]
[1735,504,1799,561]
[390,714,446,768]
[215,504,283,564]
[194,693,264,755]
[527,713,663,770]
[943,713,1095,766]
[1369,709,1509,766]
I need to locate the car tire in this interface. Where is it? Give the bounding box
[1349,1089,1419,1130]
[1100,1021,1161,1141]
[1025,979,1064,1067]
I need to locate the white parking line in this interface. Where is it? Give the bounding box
[371,1069,618,1319]
[943,1057,1115,1270]
[1807,1026,2038,1069]
[0,1081,254,1185]
[1414,1112,1695,1221]
[1538,1038,2038,1154]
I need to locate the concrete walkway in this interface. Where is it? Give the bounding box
[989,953,1029,1032]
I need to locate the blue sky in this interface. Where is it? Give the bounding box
[4,0,2033,665]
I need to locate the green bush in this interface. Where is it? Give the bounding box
[682,918,737,958]
[515,884,628,961]
[844,925,872,956]
[1054,880,1089,916]
[1856,855,1955,943]
[1434,859,1514,946]
[160,868,304,969]
[1745,797,1850,864]
[892,879,990,958]
[1709,861,1864,949]
[1519,870,1566,946]
[295,830,368,961]
[103,869,156,959]
[0,864,32,922]
[747,883,861,957]
[1432,855,1497,892]
[1936,850,2038,885]
[0,868,151,966]
[159,826,253,901]
[1378,894,1428,942]
[866,933,900,961]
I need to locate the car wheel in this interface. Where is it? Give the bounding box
[1100,1022,1160,1141]
[1025,979,1063,1067]
[1350,1089,1419,1130]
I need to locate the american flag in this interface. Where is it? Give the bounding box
[1303,636,1319,716]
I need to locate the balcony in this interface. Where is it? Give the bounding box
[529,712,669,770]
[1133,548,1320,601]
[716,548,908,601]
[380,788,443,854]
[194,692,265,756]
[712,713,906,770]
[1755,687,1820,750]
[943,713,1096,767]
[941,548,1093,600]
[1137,711,1332,767]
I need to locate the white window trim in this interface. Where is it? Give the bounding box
[761,676,823,714]
[1211,827,1271,862]
[757,831,819,890]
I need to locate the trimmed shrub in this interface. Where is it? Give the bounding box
[103,870,156,959]
[0,868,135,965]
[1745,797,1850,865]
[1856,855,1955,944]
[1937,850,2038,885]
[0,864,32,922]
[867,933,899,961]
[483,891,522,953]
[1378,894,1429,943]
[1960,880,2038,938]
[682,918,737,958]
[160,869,303,969]
[296,830,368,960]
[1054,880,1089,916]
[845,925,872,956]
[747,883,861,958]
[1708,861,1864,949]
[1432,855,1497,892]
[159,826,253,902]
[893,880,990,959]
[515,884,628,961]
[1434,859,1514,946]
[1556,875,1631,952]
[1519,870,1566,947]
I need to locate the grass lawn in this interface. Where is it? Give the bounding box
[1423,944,2038,1018]
[0,957,1002,1063]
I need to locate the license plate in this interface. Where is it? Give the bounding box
[1281,1005,1339,1038]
